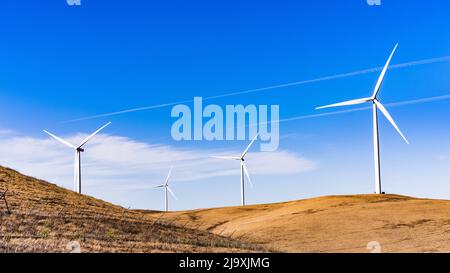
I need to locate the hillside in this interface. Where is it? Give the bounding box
[3,166,450,253]
[0,166,263,253]
[155,194,450,253]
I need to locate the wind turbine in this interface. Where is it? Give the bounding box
[316,44,409,194]
[153,167,177,212]
[44,122,111,194]
[214,134,258,206]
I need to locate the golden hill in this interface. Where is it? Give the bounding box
[2,165,450,253]
[0,166,262,253]
[155,194,450,253]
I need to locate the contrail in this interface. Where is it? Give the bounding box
[274,94,450,125]
[64,55,450,123]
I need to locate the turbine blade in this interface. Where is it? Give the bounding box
[167,186,178,200]
[164,166,173,186]
[78,122,111,148]
[316,97,372,110]
[44,130,77,149]
[243,163,254,188]
[152,185,165,189]
[241,133,259,158]
[374,100,409,144]
[372,43,398,98]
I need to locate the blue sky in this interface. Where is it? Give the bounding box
[0,1,450,210]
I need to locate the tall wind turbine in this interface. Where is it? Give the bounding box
[44,122,111,194]
[153,167,177,212]
[214,134,258,206]
[316,44,409,194]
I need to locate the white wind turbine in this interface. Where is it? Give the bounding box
[153,167,177,212]
[316,44,409,194]
[214,134,258,206]
[44,122,111,194]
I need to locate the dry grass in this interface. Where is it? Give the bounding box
[0,166,265,253]
[150,194,450,253]
[3,165,450,253]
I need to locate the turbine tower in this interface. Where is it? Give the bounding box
[214,134,258,206]
[153,167,177,212]
[317,44,409,194]
[44,122,111,194]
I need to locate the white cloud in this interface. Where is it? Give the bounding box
[0,129,316,192]
[436,155,449,161]
[0,129,17,136]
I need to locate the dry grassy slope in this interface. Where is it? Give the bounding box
[158,194,450,253]
[0,166,262,253]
